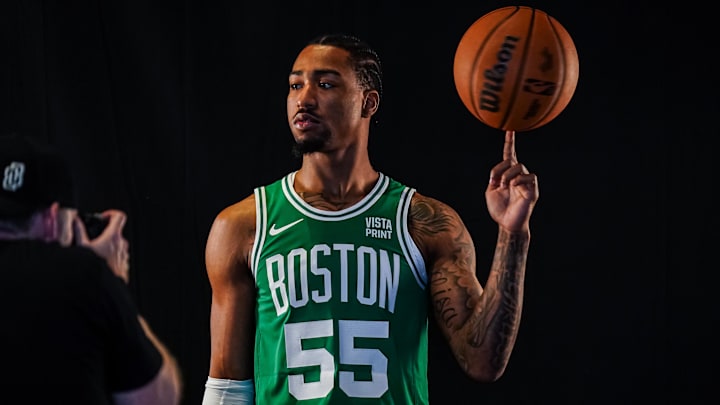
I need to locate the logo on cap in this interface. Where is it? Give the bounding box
[2,162,26,193]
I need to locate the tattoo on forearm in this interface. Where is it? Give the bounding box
[473,230,527,370]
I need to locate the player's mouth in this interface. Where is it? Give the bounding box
[293,113,320,130]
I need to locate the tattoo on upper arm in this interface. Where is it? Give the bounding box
[429,235,475,331]
[431,270,459,327]
[411,198,477,330]
[410,198,453,236]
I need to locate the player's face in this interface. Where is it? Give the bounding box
[287,45,366,155]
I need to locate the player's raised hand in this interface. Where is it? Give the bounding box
[486,130,539,233]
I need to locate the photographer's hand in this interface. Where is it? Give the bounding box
[74,209,130,283]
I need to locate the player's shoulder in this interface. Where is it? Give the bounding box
[410,191,457,213]
[408,191,464,232]
[216,194,255,221]
[210,194,256,240]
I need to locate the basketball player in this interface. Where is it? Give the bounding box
[0,133,183,404]
[202,33,539,404]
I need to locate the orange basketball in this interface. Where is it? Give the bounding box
[453,6,579,131]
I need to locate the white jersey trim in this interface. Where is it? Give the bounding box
[281,171,389,221]
[250,186,268,280]
[397,187,427,289]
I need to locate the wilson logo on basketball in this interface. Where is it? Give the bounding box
[479,35,520,113]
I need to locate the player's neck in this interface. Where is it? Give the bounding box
[294,160,379,211]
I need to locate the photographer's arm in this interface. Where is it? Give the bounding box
[113,316,183,405]
[74,208,183,404]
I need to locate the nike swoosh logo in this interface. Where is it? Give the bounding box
[268,218,304,236]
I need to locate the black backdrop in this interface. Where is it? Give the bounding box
[1,1,715,404]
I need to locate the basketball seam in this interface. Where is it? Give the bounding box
[502,7,535,131]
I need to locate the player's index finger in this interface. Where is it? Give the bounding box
[503,130,517,162]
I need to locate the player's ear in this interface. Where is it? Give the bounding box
[361,91,379,118]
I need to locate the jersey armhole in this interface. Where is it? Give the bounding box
[250,186,267,281]
[397,187,427,289]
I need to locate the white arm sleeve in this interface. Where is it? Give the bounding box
[202,377,254,405]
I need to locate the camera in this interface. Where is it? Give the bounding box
[80,212,109,239]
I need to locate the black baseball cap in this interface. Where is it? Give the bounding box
[0,133,76,217]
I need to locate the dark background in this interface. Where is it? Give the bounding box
[1,1,715,404]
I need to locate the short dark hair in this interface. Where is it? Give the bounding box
[307,33,383,100]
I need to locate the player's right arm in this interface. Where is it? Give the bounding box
[205,194,257,381]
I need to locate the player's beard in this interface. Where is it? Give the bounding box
[291,132,329,158]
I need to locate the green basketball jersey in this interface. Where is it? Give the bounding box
[251,171,429,404]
